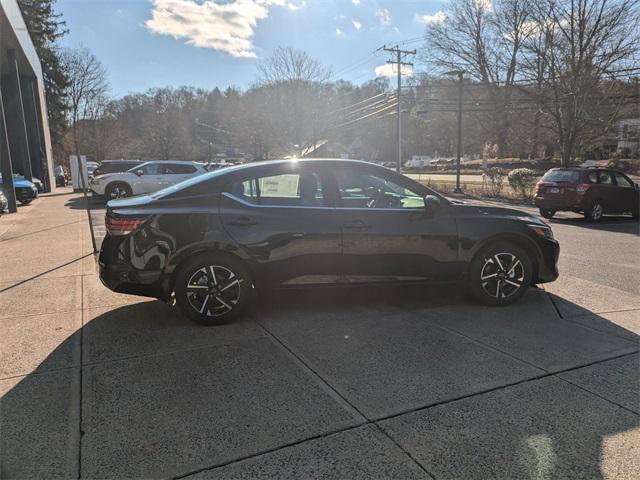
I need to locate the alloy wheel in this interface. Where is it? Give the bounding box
[480,253,525,299]
[186,265,241,317]
[591,202,603,221]
[110,186,128,199]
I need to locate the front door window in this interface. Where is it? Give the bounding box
[335,170,423,209]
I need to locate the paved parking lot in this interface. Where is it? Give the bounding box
[1,189,638,479]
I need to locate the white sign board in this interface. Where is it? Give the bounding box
[259,174,300,198]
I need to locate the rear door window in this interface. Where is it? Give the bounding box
[541,170,580,183]
[165,163,197,174]
[598,171,613,185]
[228,170,325,207]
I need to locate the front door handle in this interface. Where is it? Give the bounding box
[228,216,257,227]
[343,220,371,230]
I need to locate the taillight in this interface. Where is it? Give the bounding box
[576,184,590,195]
[105,216,147,235]
[535,181,543,194]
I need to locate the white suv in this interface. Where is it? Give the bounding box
[90,161,208,199]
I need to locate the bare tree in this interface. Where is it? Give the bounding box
[64,46,109,162]
[257,46,331,85]
[62,46,108,252]
[522,0,639,164]
[423,0,534,156]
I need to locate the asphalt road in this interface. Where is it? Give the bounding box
[1,190,638,479]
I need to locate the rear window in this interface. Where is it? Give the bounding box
[542,170,580,183]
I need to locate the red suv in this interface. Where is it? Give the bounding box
[534,167,639,221]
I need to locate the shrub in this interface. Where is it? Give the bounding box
[508,168,538,199]
[485,167,505,197]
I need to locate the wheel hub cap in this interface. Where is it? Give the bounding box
[186,265,241,317]
[480,253,525,299]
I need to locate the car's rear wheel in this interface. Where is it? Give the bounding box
[175,253,252,326]
[469,242,532,306]
[584,199,604,222]
[19,199,32,205]
[106,182,132,200]
[539,208,555,219]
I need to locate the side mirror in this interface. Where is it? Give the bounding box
[424,194,441,215]
[135,169,144,176]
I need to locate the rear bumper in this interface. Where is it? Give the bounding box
[534,196,585,211]
[98,238,169,301]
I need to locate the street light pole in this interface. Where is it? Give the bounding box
[446,70,465,194]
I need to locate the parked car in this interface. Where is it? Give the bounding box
[0,174,38,205]
[99,159,559,326]
[30,177,44,193]
[0,190,8,213]
[92,160,144,177]
[90,160,208,199]
[535,167,639,221]
[54,165,68,187]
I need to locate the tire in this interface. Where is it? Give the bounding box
[539,208,555,219]
[469,241,533,306]
[19,199,32,205]
[174,253,252,326]
[584,199,604,222]
[105,182,132,200]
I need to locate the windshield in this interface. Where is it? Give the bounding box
[542,170,581,183]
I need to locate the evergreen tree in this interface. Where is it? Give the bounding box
[18,0,69,161]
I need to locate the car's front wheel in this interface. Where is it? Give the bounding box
[106,182,132,200]
[539,208,555,219]
[469,242,532,306]
[174,253,252,325]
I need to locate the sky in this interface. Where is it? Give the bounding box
[55,0,448,98]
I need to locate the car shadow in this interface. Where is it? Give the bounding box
[64,195,106,210]
[1,288,638,478]
[546,213,639,234]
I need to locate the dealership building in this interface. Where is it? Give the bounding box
[1,0,55,212]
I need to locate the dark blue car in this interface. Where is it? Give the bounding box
[0,174,39,205]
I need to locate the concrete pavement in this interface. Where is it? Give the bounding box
[1,189,638,479]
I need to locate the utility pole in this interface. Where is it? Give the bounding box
[382,45,415,173]
[445,70,465,193]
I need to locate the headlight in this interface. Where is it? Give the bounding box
[528,224,554,239]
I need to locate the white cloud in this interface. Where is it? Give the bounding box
[145,0,304,58]
[375,8,392,27]
[335,28,345,36]
[375,63,413,78]
[415,11,446,24]
[352,0,361,5]
[352,19,362,30]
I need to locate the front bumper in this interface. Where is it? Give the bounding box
[535,238,560,283]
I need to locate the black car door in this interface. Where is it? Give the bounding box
[612,172,639,213]
[219,163,342,286]
[330,164,459,282]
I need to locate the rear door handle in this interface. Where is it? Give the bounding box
[228,216,257,227]
[343,220,371,230]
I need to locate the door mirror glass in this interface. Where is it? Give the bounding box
[135,169,144,176]
[424,194,441,214]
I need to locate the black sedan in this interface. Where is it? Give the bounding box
[99,159,559,325]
